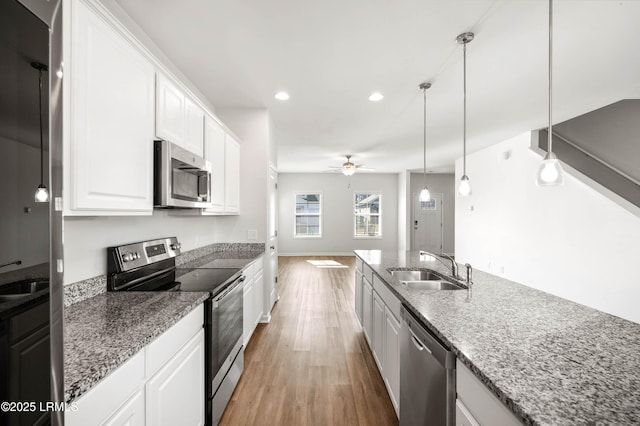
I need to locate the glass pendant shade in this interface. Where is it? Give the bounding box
[419,187,431,202]
[536,152,564,186]
[342,166,355,176]
[35,184,49,202]
[458,175,472,196]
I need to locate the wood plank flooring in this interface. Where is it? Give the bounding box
[219,256,398,426]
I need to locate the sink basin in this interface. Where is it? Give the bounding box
[0,280,49,302]
[402,280,465,291]
[390,270,443,281]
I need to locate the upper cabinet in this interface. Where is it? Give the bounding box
[64,0,155,215]
[203,116,240,215]
[156,74,204,157]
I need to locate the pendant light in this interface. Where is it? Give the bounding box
[32,61,49,203]
[457,32,474,197]
[418,82,431,202]
[342,155,356,176]
[536,0,564,186]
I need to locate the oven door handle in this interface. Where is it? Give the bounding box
[212,275,245,307]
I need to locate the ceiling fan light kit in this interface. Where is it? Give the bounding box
[342,155,357,176]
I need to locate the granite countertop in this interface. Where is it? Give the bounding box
[64,291,208,403]
[177,248,265,270]
[355,250,640,425]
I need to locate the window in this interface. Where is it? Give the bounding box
[354,192,382,238]
[294,192,322,238]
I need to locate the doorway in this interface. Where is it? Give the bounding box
[411,193,443,254]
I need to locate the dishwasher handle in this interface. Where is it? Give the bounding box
[410,328,432,354]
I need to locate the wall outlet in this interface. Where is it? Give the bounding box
[247,229,258,241]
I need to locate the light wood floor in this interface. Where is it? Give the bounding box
[219,256,398,426]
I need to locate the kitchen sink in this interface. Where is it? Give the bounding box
[0,280,49,302]
[390,270,443,281]
[402,280,465,291]
[389,269,465,291]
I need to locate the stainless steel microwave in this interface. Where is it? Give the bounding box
[154,140,212,208]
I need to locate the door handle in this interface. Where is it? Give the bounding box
[409,327,432,354]
[270,245,275,250]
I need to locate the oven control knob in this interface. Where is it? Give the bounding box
[170,243,181,251]
[122,253,134,262]
[133,252,140,260]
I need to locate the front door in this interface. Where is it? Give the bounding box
[412,193,443,254]
[267,163,279,311]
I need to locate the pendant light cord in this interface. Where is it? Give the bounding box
[463,42,467,175]
[548,0,553,154]
[423,86,427,188]
[38,67,44,185]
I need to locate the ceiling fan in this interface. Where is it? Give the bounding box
[327,155,375,176]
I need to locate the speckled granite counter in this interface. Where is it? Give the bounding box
[355,250,640,425]
[177,248,265,270]
[64,292,208,403]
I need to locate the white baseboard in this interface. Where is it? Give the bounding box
[259,313,271,323]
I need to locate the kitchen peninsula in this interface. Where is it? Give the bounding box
[355,250,640,425]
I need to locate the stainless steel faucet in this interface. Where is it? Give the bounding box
[465,263,473,287]
[419,251,460,279]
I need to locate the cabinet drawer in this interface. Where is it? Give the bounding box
[456,360,521,426]
[145,305,203,378]
[66,350,145,426]
[362,264,374,283]
[373,274,401,320]
[456,399,480,426]
[355,257,364,272]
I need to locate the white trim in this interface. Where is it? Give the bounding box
[353,190,383,238]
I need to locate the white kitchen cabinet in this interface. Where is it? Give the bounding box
[156,73,185,148]
[146,329,205,426]
[456,360,522,426]
[383,307,400,415]
[65,0,155,215]
[184,97,205,157]
[242,257,265,346]
[204,116,226,213]
[372,291,385,371]
[156,74,204,157]
[456,399,481,426]
[104,389,145,426]
[66,306,204,426]
[354,269,363,324]
[242,273,255,347]
[224,136,241,213]
[362,276,373,345]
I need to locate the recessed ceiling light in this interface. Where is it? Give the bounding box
[275,92,290,101]
[369,92,384,102]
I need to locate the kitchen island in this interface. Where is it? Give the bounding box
[355,250,640,425]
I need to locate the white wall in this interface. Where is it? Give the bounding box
[63,213,217,284]
[455,131,640,324]
[397,171,408,251]
[278,173,398,255]
[409,173,455,254]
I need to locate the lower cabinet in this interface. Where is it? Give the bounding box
[354,261,401,417]
[243,256,265,346]
[66,305,205,426]
[456,360,522,426]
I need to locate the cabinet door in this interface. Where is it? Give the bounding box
[156,74,185,147]
[224,136,240,213]
[242,276,254,346]
[184,97,204,157]
[204,116,226,213]
[362,277,373,345]
[253,267,264,327]
[372,291,385,371]
[104,389,145,426]
[146,330,205,426]
[455,399,480,426]
[384,307,400,415]
[355,269,363,324]
[69,1,154,214]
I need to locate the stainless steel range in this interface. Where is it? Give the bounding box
[107,237,244,426]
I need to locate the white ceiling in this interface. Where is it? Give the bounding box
[114,0,640,173]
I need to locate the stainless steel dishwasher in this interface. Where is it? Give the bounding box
[400,305,456,426]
